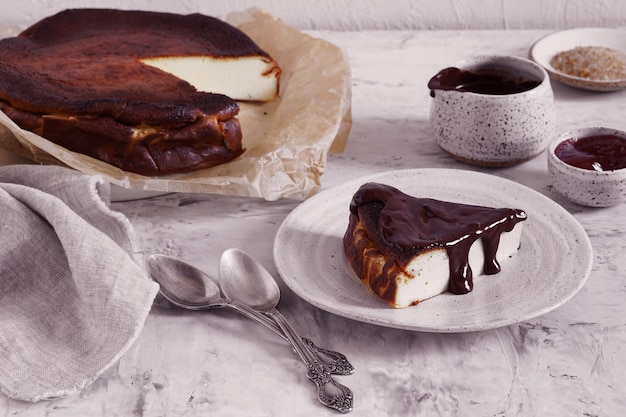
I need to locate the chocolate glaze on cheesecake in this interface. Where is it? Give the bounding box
[0,9,281,175]
[344,182,527,304]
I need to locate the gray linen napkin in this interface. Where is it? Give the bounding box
[0,165,159,402]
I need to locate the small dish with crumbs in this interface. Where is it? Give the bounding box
[529,28,626,91]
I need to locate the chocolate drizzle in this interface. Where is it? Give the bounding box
[346,182,527,295]
[428,67,541,97]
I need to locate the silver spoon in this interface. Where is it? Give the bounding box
[219,248,354,414]
[145,254,354,376]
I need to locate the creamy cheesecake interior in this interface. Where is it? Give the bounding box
[390,223,523,307]
[142,56,280,102]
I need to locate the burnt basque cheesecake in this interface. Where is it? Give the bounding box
[344,183,527,308]
[0,9,281,175]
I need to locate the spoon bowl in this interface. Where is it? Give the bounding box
[219,248,280,312]
[146,253,224,309]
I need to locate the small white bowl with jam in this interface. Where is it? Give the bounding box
[548,126,626,207]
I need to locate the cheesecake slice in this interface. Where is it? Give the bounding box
[0,9,281,175]
[343,183,527,308]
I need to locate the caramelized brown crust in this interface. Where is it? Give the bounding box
[0,9,266,175]
[21,9,273,59]
[344,204,414,303]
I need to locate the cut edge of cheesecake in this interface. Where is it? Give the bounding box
[387,224,523,308]
[141,56,281,102]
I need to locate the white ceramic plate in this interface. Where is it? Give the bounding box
[273,169,593,333]
[529,28,626,91]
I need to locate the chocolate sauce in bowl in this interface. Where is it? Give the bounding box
[346,183,527,297]
[555,134,626,171]
[428,67,541,97]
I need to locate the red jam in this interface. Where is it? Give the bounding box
[555,134,626,171]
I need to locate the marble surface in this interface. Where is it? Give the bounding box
[3,29,626,416]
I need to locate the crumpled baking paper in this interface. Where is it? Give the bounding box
[0,8,352,201]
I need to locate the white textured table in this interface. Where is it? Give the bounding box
[4,29,626,416]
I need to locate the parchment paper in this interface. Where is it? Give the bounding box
[0,8,352,201]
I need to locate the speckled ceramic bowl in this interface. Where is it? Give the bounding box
[548,127,626,207]
[429,55,555,167]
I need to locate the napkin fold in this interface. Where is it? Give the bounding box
[0,165,159,402]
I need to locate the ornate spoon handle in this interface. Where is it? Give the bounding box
[301,337,355,376]
[305,362,354,413]
[226,301,354,376]
[270,309,354,413]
